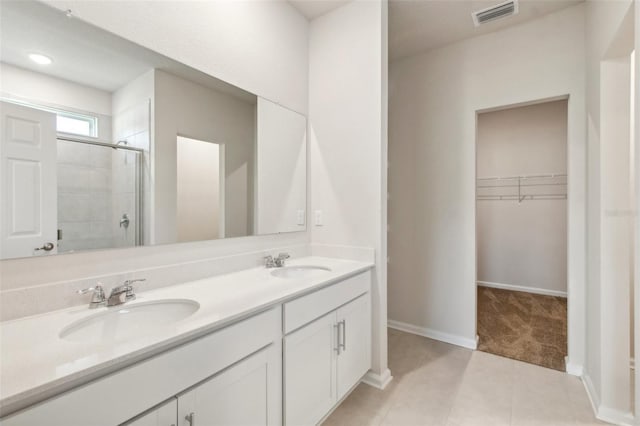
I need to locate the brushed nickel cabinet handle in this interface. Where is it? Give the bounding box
[342,320,347,351]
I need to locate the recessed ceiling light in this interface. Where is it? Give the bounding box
[28,53,53,65]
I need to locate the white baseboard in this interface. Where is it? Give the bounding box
[597,406,634,426]
[564,357,583,376]
[388,320,478,350]
[582,373,634,426]
[362,368,393,390]
[582,373,600,416]
[477,281,567,298]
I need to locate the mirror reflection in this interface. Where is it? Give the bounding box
[0,1,307,260]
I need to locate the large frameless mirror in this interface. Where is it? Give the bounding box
[0,0,307,260]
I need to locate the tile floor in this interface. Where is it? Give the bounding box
[323,329,608,426]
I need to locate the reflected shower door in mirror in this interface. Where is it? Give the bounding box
[0,0,307,260]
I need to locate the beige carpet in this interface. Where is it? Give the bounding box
[477,286,567,371]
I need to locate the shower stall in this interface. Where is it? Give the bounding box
[56,136,143,253]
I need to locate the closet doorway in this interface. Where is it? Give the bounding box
[475,99,568,371]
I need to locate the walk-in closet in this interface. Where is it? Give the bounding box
[476,99,568,370]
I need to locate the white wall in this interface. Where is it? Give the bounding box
[631,1,640,417]
[0,1,309,303]
[1,62,113,140]
[477,100,568,296]
[177,136,221,242]
[0,62,111,116]
[584,0,636,422]
[255,97,307,234]
[309,0,390,386]
[154,69,255,243]
[44,0,309,115]
[389,5,586,357]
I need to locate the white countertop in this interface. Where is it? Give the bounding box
[0,256,373,416]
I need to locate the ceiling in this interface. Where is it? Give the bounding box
[2,0,585,91]
[0,1,254,101]
[288,0,351,20]
[389,0,584,61]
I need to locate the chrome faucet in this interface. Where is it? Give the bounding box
[275,253,290,267]
[77,284,107,309]
[264,255,276,268]
[107,278,146,307]
[265,253,290,268]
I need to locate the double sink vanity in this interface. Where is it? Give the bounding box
[0,3,376,425]
[0,256,374,426]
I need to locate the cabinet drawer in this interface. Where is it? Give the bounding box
[283,271,370,334]
[2,308,281,426]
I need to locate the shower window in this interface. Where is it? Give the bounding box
[56,111,97,137]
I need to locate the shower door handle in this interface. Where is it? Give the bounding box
[119,213,130,228]
[35,242,54,251]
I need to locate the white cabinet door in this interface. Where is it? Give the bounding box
[177,344,280,426]
[0,101,57,259]
[284,312,337,426]
[124,399,177,426]
[336,294,372,400]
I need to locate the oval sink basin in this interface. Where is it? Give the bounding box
[271,265,332,279]
[60,299,200,343]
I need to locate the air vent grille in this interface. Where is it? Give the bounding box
[472,0,518,26]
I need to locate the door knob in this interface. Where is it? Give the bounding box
[35,242,54,251]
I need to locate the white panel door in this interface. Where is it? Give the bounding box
[124,398,177,426]
[284,311,337,426]
[0,101,57,259]
[177,345,279,426]
[336,294,372,400]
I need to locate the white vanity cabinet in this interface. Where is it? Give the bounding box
[285,312,338,426]
[3,308,281,426]
[284,272,372,426]
[335,294,372,400]
[176,346,280,426]
[1,268,373,426]
[122,344,280,426]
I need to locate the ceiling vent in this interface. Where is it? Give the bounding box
[472,0,519,27]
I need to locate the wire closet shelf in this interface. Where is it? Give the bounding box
[476,173,567,202]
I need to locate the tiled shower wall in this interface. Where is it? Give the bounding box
[57,140,114,252]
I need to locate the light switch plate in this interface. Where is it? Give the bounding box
[297,210,305,226]
[314,210,323,226]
